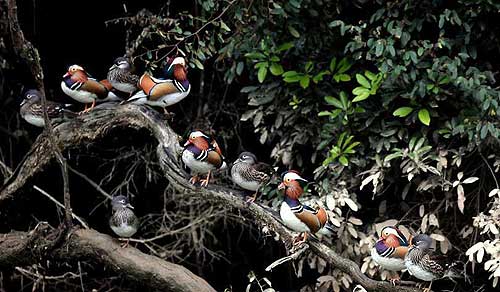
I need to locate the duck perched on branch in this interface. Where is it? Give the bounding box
[107,57,140,95]
[405,234,462,292]
[278,171,334,244]
[20,89,76,127]
[124,56,190,116]
[61,65,119,113]
[109,195,139,248]
[371,225,409,284]
[182,130,226,187]
[231,152,275,203]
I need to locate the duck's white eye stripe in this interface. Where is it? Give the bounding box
[284,172,303,181]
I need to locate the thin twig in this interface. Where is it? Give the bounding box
[33,186,89,229]
[479,151,499,189]
[265,243,309,272]
[68,165,113,200]
[14,267,84,281]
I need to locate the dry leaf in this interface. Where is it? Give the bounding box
[457,184,465,213]
[462,177,479,184]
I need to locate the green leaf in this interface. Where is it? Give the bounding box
[339,156,349,166]
[418,109,431,126]
[276,42,294,52]
[334,74,351,82]
[269,63,284,75]
[337,58,351,73]
[245,52,266,59]
[352,92,370,102]
[438,76,450,85]
[364,71,377,81]
[329,57,337,72]
[393,107,414,117]
[257,65,268,83]
[318,111,332,117]
[304,61,314,73]
[384,152,403,162]
[356,74,371,88]
[193,58,204,70]
[352,87,370,95]
[375,42,384,56]
[282,70,298,77]
[254,61,269,69]
[288,25,300,38]
[339,91,348,109]
[236,62,244,75]
[324,96,343,109]
[220,20,231,31]
[299,76,310,88]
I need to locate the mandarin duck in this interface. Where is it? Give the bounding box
[107,57,140,95]
[405,234,461,292]
[182,130,227,187]
[370,226,409,284]
[109,195,139,248]
[61,64,119,113]
[124,57,190,115]
[278,171,334,244]
[20,89,76,127]
[231,152,274,203]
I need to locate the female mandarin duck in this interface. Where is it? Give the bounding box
[231,152,275,203]
[278,171,334,244]
[370,226,409,284]
[405,234,461,292]
[61,64,119,113]
[107,57,140,95]
[109,195,139,248]
[182,130,227,187]
[124,56,190,115]
[20,89,76,127]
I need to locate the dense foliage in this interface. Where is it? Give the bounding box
[159,0,500,290]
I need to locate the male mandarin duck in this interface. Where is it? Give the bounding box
[107,57,140,95]
[182,130,227,187]
[231,152,274,203]
[124,56,190,115]
[405,234,461,292]
[278,171,334,244]
[61,65,119,113]
[20,89,76,127]
[370,226,409,284]
[109,195,139,248]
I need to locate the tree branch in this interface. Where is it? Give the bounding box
[4,0,73,229]
[0,225,216,292]
[0,104,420,292]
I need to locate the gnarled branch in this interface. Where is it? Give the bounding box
[0,224,215,292]
[0,104,420,292]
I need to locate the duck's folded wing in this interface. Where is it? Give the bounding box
[206,150,224,168]
[139,74,180,100]
[294,208,322,233]
[80,79,109,98]
[422,253,445,274]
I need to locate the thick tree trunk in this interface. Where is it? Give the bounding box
[0,103,420,292]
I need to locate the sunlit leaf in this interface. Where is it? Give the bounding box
[418,109,431,126]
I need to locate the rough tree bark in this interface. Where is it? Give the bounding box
[0,224,216,292]
[0,103,421,292]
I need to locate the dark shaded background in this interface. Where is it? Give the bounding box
[0,1,306,291]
